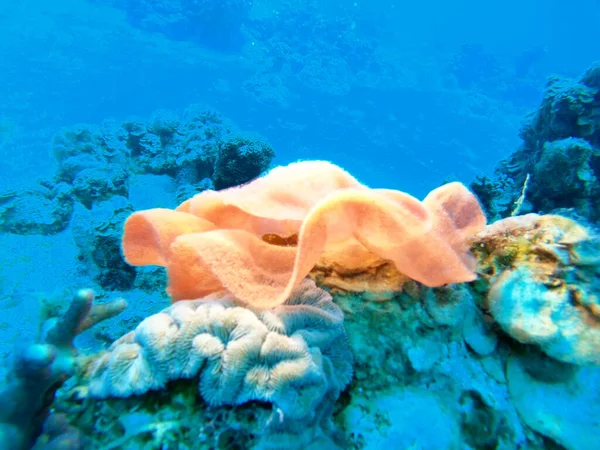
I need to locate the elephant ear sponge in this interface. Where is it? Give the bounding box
[86,280,352,422]
[122,160,486,307]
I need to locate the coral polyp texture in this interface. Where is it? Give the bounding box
[63,280,351,449]
[474,213,600,365]
[87,280,352,416]
[122,160,487,307]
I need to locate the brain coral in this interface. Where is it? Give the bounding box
[87,280,352,421]
[122,160,486,307]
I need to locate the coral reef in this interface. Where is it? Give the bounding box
[334,212,600,449]
[121,160,486,307]
[212,134,277,190]
[125,107,275,183]
[0,180,73,235]
[243,1,380,98]
[52,122,130,208]
[59,280,352,449]
[53,106,274,203]
[4,106,273,241]
[71,197,137,291]
[3,105,274,293]
[337,284,525,449]
[506,353,600,450]
[116,0,252,51]
[48,207,600,450]
[57,378,345,450]
[8,160,600,450]
[0,290,126,450]
[472,62,600,223]
[7,152,600,450]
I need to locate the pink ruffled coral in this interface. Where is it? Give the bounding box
[122,161,486,307]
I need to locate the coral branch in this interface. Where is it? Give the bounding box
[0,290,126,450]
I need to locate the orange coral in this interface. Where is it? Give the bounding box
[122,161,486,308]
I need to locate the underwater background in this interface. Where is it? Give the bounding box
[1,0,600,449]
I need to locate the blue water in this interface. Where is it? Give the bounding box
[1,0,600,449]
[1,0,597,195]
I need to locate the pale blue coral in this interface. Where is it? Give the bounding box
[88,280,352,422]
